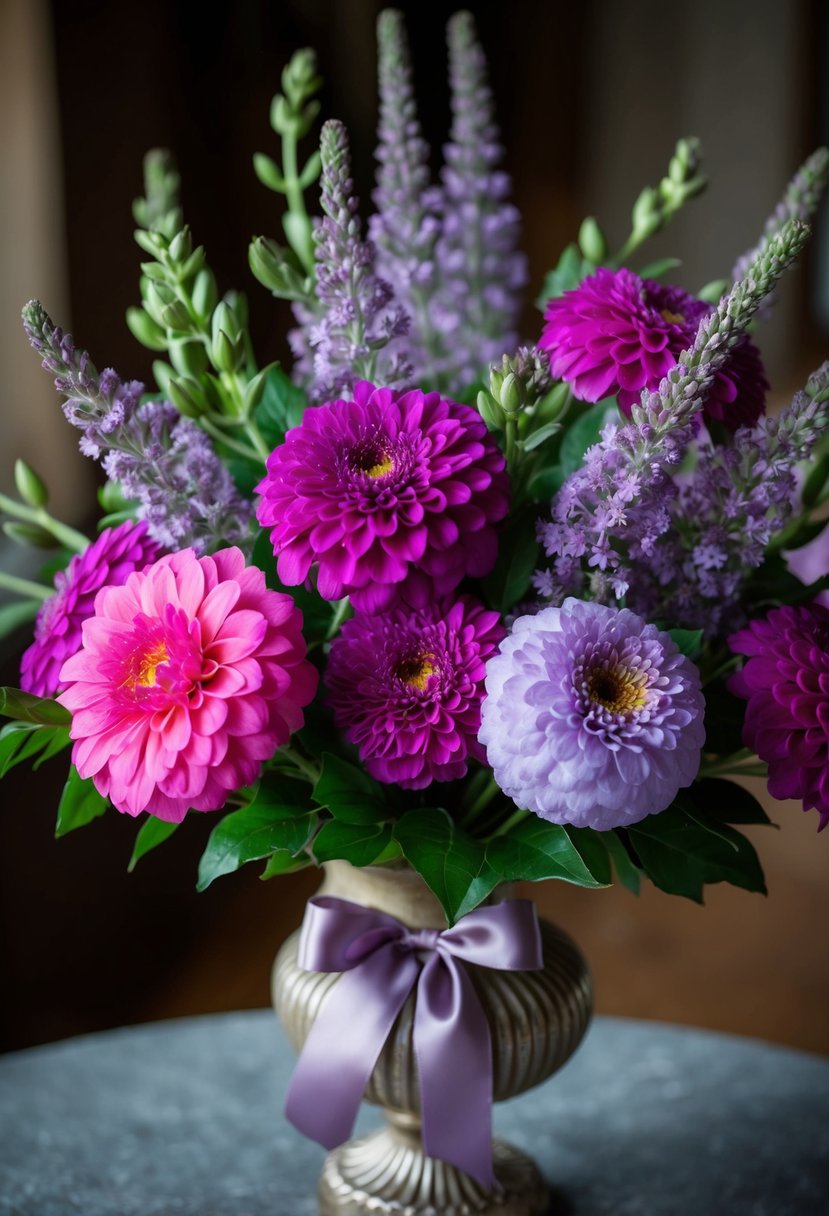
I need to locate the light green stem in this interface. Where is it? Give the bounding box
[488,807,529,839]
[0,570,51,601]
[0,492,88,553]
[326,597,352,641]
[198,416,263,465]
[281,745,321,785]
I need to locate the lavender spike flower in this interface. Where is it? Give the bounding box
[731,147,829,295]
[305,119,412,403]
[535,220,812,604]
[428,11,527,387]
[369,9,442,383]
[626,363,829,635]
[22,300,253,554]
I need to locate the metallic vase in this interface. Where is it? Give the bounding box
[273,861,592,1215]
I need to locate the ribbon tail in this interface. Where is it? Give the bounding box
[285,944,419,1150]
[415,955,496,1189]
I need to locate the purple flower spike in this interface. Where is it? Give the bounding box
[255,380,509,610]
[729,603,829,831]
[480,599,706,830]
[326,595,504,789]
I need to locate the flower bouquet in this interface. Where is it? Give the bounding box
[2,7,828,1213]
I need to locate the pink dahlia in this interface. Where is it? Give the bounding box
[58,547,318,822]
[728,602,829,830]
[539,267,768,429]
[255,381,509,612]
[20,520,162,698]
[326,595,504,789]
[479,599,706,830]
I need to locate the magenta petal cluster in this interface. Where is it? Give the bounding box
[326,595,504,789]
[479,599,706,829]
[728,602,829,830]
[20,520,162,698]
[58,547,318,822]
[255,381,509,611]
[539,268,768,430]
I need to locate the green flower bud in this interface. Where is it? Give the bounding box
[211,301,239,348]
[191,269,219,322]
[143,281,176,327]
[476,390,505,431]
[499,372,525,416]
[488,367,505,399]
[152,360,174,395]
[126,306,168,352]
[168,376,207,418]
[212,329,243,375]
[159,298,192,332]
[253,153,287,194]
[578,216,607,264]
[14,459,48,508]
[243,362,278,415]
[169,336,209,378]
[168,227,192,264]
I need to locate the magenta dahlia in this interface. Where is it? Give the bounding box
[728,602,829,830]
[479,599,706,830]
[58,547,318,821]
[326,595,504,789]
[255,381,509,612]
[539,267,768,429]
[20,520,162,698]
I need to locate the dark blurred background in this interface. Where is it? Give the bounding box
[1,0,828,1056]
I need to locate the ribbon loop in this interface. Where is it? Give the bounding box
[283,894,543,1188]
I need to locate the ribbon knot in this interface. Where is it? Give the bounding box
[284,894,542,1188]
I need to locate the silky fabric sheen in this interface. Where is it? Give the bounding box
[284,894,543,1187]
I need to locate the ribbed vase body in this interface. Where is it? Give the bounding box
[273,861,592,1215]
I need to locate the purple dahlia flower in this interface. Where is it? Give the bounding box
[728,603,829,830]
[479,599,706,830]
[326,595,504,789]
[539,268,768,430]
[255,381,509,611]
[20,520,162,698]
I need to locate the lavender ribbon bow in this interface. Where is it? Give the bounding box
[284,894,543,1188]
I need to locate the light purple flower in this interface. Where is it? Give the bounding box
[479,599,706,830]
[326,595,504,789]
[255,380,509,611]
[20,521,162,698]
[786,523,829,608]
[728,602,829,830]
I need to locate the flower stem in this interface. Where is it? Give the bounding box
[325,597,352,641]
[0,492,88,553]
[0,570,51,602]
[280,745,320,785]
[487,807,529,839]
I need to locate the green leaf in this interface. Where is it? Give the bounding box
[55,766,108,837]
[0,721,71,779]
[0,687,71,726]
[313,753,388,824]
[128,817,181,871]
[565,827,613,885]
[535,243,595,308]
[604,830,642,894]
[690,779,772,826]
[255,364,307,450]
[526,464,566,503]
[667,628,703,660]
[311,819,393,868]
[521,420,561,453]
[197,791,315,890]
[0,599,39,640]
[253,152,287,193]
[559,399,617,477]
[394,807,501,924]
[480,505,539,612]
[487,816,610,888]
[628,803,767,903]
[260,849,313,879]
[636,256,682,279]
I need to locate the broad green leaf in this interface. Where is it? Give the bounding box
[535,243,595,308]
[687,780,772,826]
[0,687,71,726]
[255,364,307,449]
[565,827,613,886]
[313,753,388,824]
[0,599,39,640]
[604,830,642,894]
[521,420,561,453]
[394,807,501,925]
[559,399,617,477]
[311,819,393,868]
[628,804,766,903]
[260,849,313,879]
[636,256,682,279]
[487,816,610,888]
[197,796,316,890]
[667,629,703,660]
[526,464,566,503]
[481,505,540,612]
[128,817,181,871]
[0,721,71,779]
[55,766,108,837]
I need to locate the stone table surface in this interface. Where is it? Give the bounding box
[0,1011,827,1216]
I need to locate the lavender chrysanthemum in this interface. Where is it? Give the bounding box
[479,600,706,830]
[326,595,504,789]
[540,268,768,429]
[20,520,162,698]
[728,603,829,830]
[255,380,509,611]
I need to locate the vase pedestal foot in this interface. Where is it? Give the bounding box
[318,1117,549,1216]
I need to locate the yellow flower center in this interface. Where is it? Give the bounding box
[397,654,437,691]
[660,308,685,325]
[127,641,169,689]
[364,454,395,478]
[586,663,648,714]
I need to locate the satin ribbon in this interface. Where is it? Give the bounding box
[284,894,543,1188]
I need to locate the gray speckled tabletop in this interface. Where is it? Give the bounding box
[0,1012,827,1216]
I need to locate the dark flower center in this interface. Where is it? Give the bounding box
[395,652,437,691]
[586,663,647,714]
[660,307,686,324]
[351,436,395,479]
